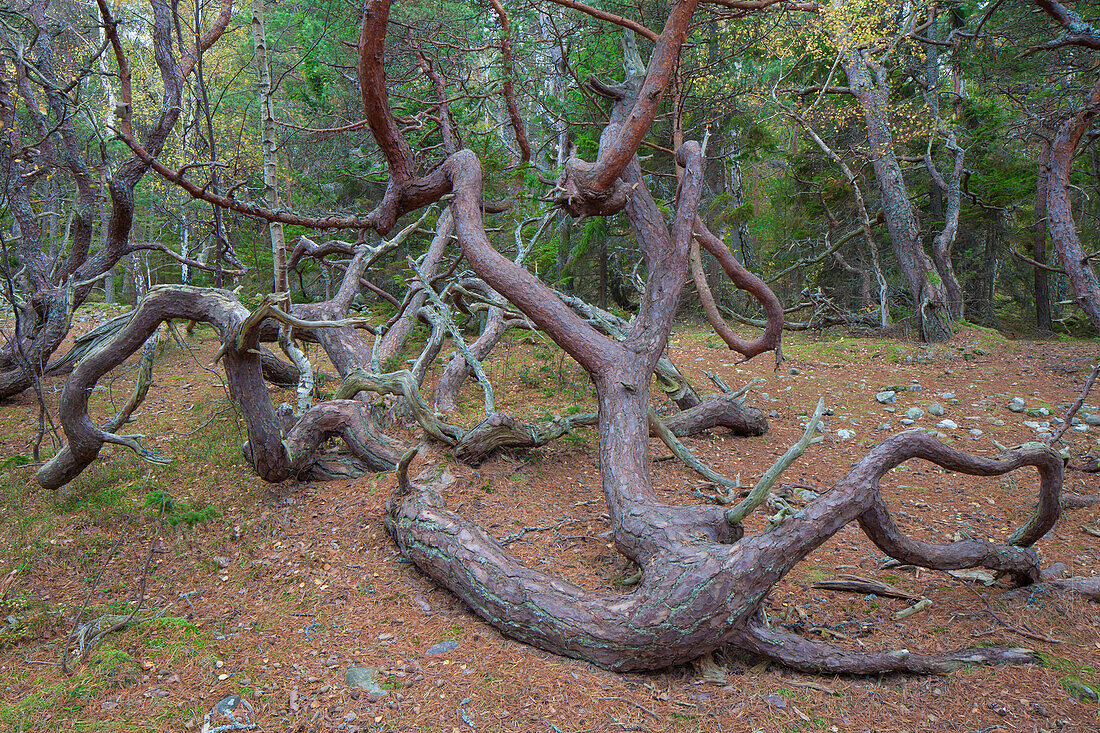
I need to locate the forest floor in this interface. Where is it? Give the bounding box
[0,304,1098,733]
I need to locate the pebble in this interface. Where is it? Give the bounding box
[1008,403,1025,413]
[876,390,897,405]
[877,423,891,431]
[936,419,958,430]
[1086,414,1100,426]
[210,695,252,725]
[969,429,983,438]
[905,407,924,421]
[1062,677,1099,703]
[1073,424,1089,432]
[907,383,922,392]
[836,429,854,440]
[939,392,956,400]
[929,403,945,417]
[345,667,388,701]
[789,367,800,375]
[900,418,914,426]
[425,640,459,656]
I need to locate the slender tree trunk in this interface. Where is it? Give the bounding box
[836,40,954,341]
[252,0,287,298]
[1034,135,1052,333]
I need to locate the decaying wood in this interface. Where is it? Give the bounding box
[813,573,920,601]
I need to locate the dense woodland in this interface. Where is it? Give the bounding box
[1,0,1099,689]
[3,0,1098,340]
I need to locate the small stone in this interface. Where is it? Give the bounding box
[345,667,388,700]
[836,429,854,440]
[212,695,252,725]
[937,419,958,430]
[344,713,357,723]
[939,392,956,400]
[1086,414,1100,426]
[877,423,891,431]
[1008,403,1025,413]
[1062,677,1099,703]
[796,489,819,502]
[789,367,800,375]
[769,410,779,418]
[761,392,770,401]
[883,407,895,413]
[900,419,914,426]
[907,383,922,392]
[214,557,229,569]
[425,640,459,656]
[929,403,945,417]
[763,693,787,709]
[876,390,897,405]
[991,419,1005,426]
[905,407,924,421]
[969,429,983,437]
[1011,397,1026,407]
[1074,424,1089,432]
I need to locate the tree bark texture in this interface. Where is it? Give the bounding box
[835,38,955,342]
[1046,77,1100,333]
[37,286,397,490]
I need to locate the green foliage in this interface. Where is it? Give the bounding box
[0,455,31,469]
[144,489,221,528]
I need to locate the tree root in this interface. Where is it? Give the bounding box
[385,434,1062,671]
[729,622,1038,675]
[38,286,399,489]
[661,394,767,437]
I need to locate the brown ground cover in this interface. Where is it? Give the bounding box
[0,307,1097,732]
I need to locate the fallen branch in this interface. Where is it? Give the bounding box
[726,398,825,524]
[813,573,920,601]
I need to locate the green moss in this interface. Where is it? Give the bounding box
[91,648,141,689]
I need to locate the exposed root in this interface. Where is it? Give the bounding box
[730,623,1039,675]
[38,286,400,489]
[661,395,767,437]
[385,433,1061,671]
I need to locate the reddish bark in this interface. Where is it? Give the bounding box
[37,286,397,490]
[1046,76,1100,332]
[388,434,1062,670]
[693,218,784,361]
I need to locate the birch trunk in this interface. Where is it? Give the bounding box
[252,0,287,298]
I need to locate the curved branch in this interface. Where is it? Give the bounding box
[693,217,784,361]
[387,434,1061,671]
